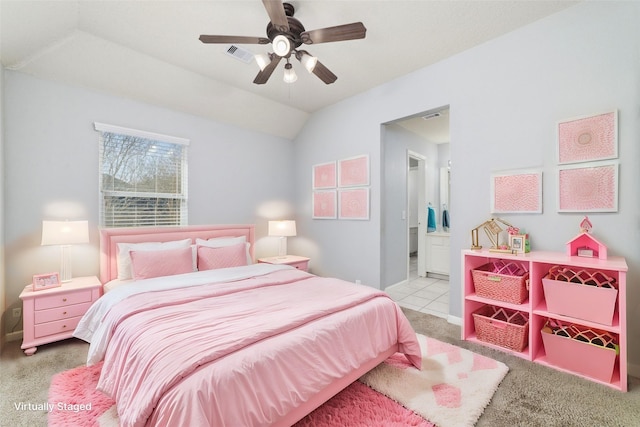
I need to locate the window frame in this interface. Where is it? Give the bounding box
[95,122,189,228]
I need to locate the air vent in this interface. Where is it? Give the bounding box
[422,112,441,120]
[224,45,255,64]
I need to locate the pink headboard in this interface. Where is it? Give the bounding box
[99,224,255,284]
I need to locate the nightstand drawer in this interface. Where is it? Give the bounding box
[289,261,309,271]
[34,302,92,324]
[34,290,93,310]
[34,316,82,339]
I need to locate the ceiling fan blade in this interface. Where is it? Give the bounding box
[262,0,289,33]
[253,55,282,85]
[301,22,366,44]
[199,35,270,45]
[312,60,337,84]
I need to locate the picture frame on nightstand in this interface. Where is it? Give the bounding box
[32,272,61,291]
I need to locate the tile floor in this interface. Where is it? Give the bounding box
[385,255,450,319]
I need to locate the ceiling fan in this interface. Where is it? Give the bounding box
[199,0,366,85]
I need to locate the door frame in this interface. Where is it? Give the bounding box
[407,150,427,281]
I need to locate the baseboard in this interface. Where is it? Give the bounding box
[628,362,640,380]
[384,280,408,291]
[5,330,23,342]
[447,315,462,326]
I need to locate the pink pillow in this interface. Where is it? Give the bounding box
[130,246,193,280]
[197,242,248,271]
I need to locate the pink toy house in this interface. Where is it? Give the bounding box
[566,232,607,260]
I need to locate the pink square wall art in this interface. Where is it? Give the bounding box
[312,161,336,189]
[339,188,369,220]
[557,111,618,164]
[338,155,369,187]
[558,162,618,212]
[491,170,542,214]
[313,190,337,219]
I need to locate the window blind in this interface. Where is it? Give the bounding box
[95,123,189,228]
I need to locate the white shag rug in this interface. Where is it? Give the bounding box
[359,333,509,427]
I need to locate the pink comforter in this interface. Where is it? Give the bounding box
[97,269,421,427]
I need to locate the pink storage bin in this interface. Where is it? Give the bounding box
[472,261,529,304]
[472,305,529,352]
[542,277,617,325]
[541,329,617,383]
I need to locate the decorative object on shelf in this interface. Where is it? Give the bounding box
[566,217,608,259]
[32,272,61,291]
[557,110,618,165]
[490,169,543,214]
[268,220,297,257]
[312,161,337,189]
[41,220,90,282]
[579,216,592,233]
[470,217,516,252]
[509,234,529,254]
[557,160,619,212]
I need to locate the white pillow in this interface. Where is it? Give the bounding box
[195,236,252,265]
[117,238,192,280]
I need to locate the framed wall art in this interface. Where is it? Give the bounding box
[312,190,337,219]
[490,169,543,214]
[32,272,61,291]
[557,161,618,212]
[312,161,337,189]
[557,110,618,164]
[338,155,369,187]
[338,188,370,220]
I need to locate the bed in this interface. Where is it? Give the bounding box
[74,224,421,427]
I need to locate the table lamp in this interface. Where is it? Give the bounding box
[41,220,89,282]
[268,220,296,257]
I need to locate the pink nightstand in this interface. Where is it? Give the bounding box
[19,276,102,355]
[258,255,310,272]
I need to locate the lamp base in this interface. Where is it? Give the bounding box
[60,245,72,283]
[277,237,288,258]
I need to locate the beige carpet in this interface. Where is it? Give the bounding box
[2,309,640,426]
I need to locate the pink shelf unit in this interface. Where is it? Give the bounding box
[462,249,628,391]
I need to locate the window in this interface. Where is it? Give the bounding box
[95,123,189,228]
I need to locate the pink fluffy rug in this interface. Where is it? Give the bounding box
[49,335,507,426]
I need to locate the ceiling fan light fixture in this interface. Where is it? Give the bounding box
[255,53,271,71]
[298,51,317,73]
[272,35,291,57]
[283,62,297,83]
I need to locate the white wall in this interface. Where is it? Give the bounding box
[293,2,640,372]
[2,71,296,334]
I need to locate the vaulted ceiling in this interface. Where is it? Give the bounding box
[0,1,578,139]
